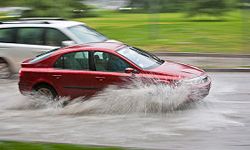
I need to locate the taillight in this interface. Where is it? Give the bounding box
[19,70,23,78]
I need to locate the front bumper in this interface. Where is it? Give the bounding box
[183,75,211,101]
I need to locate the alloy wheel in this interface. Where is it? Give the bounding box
[37,87,54,100]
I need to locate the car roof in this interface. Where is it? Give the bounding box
[58,42,127,54]
[0,20,85,29]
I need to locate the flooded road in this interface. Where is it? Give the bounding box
[0,73,250,150]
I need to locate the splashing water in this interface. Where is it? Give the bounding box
[0,75,246,149]
[2,79,194,115]
[60,81,192,115]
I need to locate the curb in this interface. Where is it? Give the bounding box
[153,52,250,58]
[204,68,250,72]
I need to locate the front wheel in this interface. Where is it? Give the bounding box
[34,85,58,100]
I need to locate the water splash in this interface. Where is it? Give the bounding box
[0,77,245,145]
[60,81,192,115]
[1,79,195,115]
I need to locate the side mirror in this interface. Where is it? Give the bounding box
[125,68,138,74]
[61,40,76,47]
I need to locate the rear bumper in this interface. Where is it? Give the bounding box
[18,81,32,95]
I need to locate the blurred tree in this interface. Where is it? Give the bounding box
[0,0,94,18]
[125,0,238,15]
[239,0,250,9]
[184,0,238,17]
[0,1,20,7]
[126,0,183,13]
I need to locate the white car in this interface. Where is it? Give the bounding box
[0,18,109,78]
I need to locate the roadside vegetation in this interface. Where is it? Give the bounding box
[0,141,124,150]
[1,0,250,53]
[75,10,250,53]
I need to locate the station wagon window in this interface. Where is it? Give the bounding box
[17,28,44,45]
[54,51,89,70]
[93,52,130,72]
[0,28,15,43]
[68,25,107,43]
[45,28,70,46]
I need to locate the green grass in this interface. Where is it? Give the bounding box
[74,10,250,53]
[0,141,124,150]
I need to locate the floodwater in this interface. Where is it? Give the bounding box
[0,73,250,150]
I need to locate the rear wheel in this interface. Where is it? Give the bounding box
[34,85,57,100]
[0,60,11,79]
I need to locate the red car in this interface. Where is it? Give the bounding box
[19,42,211,100]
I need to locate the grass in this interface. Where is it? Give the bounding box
[74,10,250,53]
[0,141,124,150]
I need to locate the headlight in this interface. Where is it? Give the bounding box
[182,75,208,85]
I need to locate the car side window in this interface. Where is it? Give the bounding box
[17,28,44,45]
[0,28,15,43]
[45,28,70,46]
[54,51,89,70]
[94,52,130,72]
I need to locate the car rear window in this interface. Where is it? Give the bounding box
[0,28,16,43]
[29,48,59,63]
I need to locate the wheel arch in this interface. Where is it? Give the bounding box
[32,82,58,94]
[0,57,9,64]
[0,56,14,73]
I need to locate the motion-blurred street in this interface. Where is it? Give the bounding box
[1,0,250,149]
[0,72,250,150]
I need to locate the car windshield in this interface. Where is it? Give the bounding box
[68,25,107,43]
[30,48,59,63]
[117,47,164,70]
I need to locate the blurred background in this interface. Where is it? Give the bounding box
[0,0,249,53]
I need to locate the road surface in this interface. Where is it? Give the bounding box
[0,73,250,150]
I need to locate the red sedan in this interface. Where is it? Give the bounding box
[19,42,211,100]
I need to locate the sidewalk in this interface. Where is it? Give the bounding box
[154,52,250,72]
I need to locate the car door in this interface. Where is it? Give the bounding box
[0,28,52,73]
[51,51,97,98]
[90,51,136,91]
[3,27,58,73]
[2,27,74,73]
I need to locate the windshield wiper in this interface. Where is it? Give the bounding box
[131,47,163,64]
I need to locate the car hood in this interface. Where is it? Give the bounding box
[147,60,204,79]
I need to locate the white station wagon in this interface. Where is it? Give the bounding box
[0,18,110,78]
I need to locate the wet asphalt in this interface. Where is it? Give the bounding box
[0,72,250,150]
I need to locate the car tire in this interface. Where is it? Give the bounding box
[0,60,11,79]
[34,84,58,100]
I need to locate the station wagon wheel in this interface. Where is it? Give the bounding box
[0,61,11,79]
[34,85,57,100]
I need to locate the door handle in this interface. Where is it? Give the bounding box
[52,74,62,79]
[95,76,105,81]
